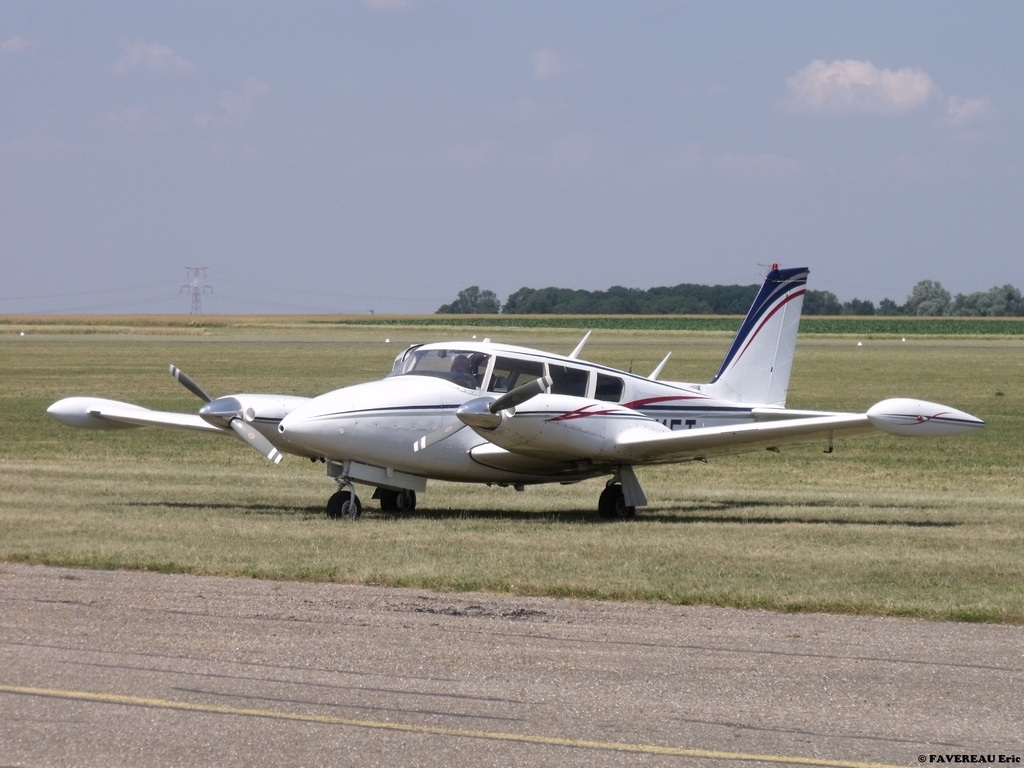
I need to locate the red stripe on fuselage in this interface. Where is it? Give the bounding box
[622,395,705,410]
[547,404,620,422]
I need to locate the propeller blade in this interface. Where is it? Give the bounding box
[229,419,284,464]
[169,366,282,463]
[456,375,554,432]
[169,364,213,403]
[488,375,552,414]
[415,376,552,454]
[415,376,553,451]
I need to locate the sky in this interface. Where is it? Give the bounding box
[2,1,1022,314]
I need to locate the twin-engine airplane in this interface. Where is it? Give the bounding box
[49,266,984,518]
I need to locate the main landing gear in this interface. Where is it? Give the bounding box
[323,467,639,520]
[326,484,418,519]
[375,488,417,514]
[324,460,422,519]
[328,484,627,519]
[598,481,636,519]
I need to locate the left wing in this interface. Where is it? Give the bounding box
[48,390,316,463]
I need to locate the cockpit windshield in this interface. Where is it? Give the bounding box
[395,348,490,390]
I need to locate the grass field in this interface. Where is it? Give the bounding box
[1,316,1021,623]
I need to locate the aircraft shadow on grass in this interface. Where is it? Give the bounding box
[127,499,962,528]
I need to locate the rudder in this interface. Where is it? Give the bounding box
[707,266,809,406]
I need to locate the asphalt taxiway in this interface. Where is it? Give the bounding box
[1,564,1021,767]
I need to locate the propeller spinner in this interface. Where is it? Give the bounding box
[170,364,283,464]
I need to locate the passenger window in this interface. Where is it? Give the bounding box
[595,373,624,402]
[549,365,588,397]
[488,357,544,393]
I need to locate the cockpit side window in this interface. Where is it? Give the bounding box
[488,357,544,393]
[397,349,489,390]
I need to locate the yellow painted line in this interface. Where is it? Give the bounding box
[1,684,903,768]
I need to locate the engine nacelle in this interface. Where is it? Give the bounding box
[463,394,668,460]
[200,394,312,428]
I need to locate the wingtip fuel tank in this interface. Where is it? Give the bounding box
[866,398,986,437]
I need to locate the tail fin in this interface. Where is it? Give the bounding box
[706,266,809,407]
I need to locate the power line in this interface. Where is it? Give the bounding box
[0,278,182,302]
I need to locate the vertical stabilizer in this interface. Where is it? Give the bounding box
[707,266,809,406]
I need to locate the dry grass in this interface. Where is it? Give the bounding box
[1,319,1021,622]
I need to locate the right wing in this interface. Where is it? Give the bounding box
[612,413,873,464]
[47,397,228,434]
[460,395,983,466]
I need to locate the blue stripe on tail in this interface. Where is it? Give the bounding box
[711,267,809,385]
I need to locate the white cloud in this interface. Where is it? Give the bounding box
[194,77,267,128]
[532,48,582,80]
[786,59,936,115]
[219,77,267,118]
[114,40,198,75]
[1,36,38,55]
[945,95,994,127]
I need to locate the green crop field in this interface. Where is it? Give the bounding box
[1,316,1021,623]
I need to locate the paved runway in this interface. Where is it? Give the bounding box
[1,564,1021,767]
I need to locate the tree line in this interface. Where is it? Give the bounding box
[437,280,1024,317]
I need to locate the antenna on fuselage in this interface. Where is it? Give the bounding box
[648,352,672,380]
[568,331,591,359]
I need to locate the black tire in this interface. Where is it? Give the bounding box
[378,489,416,514]
[326,489,362,519]
[598,483,635,519]
[395,489,416,513]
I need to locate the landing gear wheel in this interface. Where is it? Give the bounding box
[378,489,416,514]
[598,483,635,519]
[327,489,362,519]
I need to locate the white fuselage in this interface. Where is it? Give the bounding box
[277,340,763,488]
